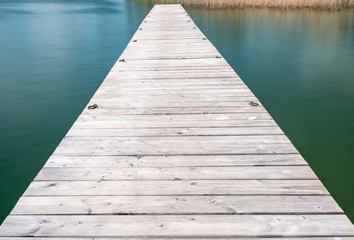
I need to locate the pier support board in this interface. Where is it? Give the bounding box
[0,4,353,238]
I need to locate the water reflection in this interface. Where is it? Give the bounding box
[0,0,152,223]
[188,7,354,222]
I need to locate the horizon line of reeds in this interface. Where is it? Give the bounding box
[144,0,354,10]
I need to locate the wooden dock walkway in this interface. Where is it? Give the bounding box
[0,4,353,239]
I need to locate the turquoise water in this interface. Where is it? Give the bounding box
[0,0,353,223]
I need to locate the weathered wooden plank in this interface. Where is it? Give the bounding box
[125,39,212,44]
[1,215,352,237]
[88,101,260,109]
[59,135,292,143]
[54,140,297,156]
[53,144,298,155]
[11,196,342,215]
[73,119,277,128]
[122,45,218,51]
[90,98,261,105]
[35,166,316,181]
[66,127,284,137]
[105,71,237,79]
[80,107,268,115]
[24,180,329,196]
[120,54,223,60]
[101,78,241,84]
[121,49,219,55]
[131,35,205,41]
[44,154,308,168]
[77,112,272,121]
[102,81,244,87]
[100,84,246,90]
[2,238,354,240]
[92,91,255,98]
[54,135,296,155]
[99,86,249,91]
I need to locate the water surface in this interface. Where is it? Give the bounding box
[0,0,353,223]
[187,8,354,222]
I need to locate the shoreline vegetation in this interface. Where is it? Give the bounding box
[145,0,354,10]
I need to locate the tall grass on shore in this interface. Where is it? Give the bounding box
[145,0,354,10]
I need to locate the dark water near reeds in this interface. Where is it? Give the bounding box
[0,0,353,224]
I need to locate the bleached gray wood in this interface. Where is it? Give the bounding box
[1,215,353,237]
[101,81,244,87]
[53,134,297,156]
[2,237,354,240]
[66,126,284,137]
[44,154,308,168]
[73,119,278,128]
[99,86,249,91]
[1,4,353,239]
[80,107,268,115]
[35,166,316,181]
[86,101,261,109]
[24,180,329,196]
[77,112,272,121]
[87,101,259,109]
[12,196,342,215]
[100,79,242,84]
[58,134,292,143]
[92,91,254,98]
[54,141,298,155]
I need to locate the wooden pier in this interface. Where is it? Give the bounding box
[0,4,353,239]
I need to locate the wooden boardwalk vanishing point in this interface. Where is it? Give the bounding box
[0,4,353,239]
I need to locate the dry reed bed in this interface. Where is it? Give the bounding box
[146,0,354,10]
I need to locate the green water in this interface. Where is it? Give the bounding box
[0,0,353,224]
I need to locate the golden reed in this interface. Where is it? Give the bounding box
[145,0,354,10]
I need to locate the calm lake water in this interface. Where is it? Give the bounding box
[0,0,353,223]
